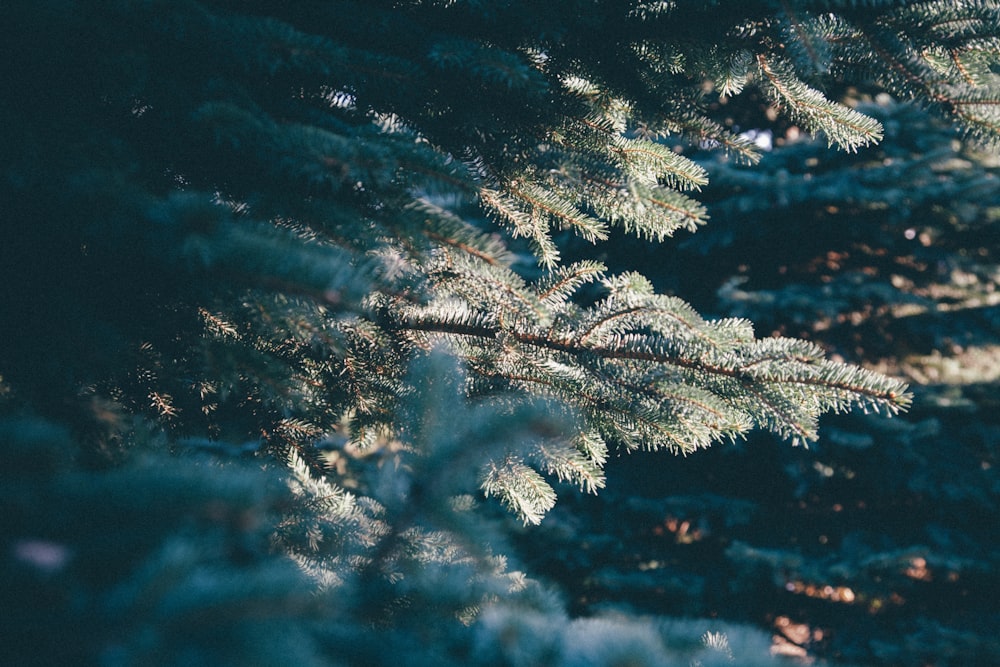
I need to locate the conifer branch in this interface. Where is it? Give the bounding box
[756,54,885,150]
[670,114,763,164]
[778,1,831,76]
[609,137,710,190]
[535,261,607,306]
[508,182,610,243]
[382,296,911,449]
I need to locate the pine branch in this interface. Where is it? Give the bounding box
[777,2,834,77]
[756,53,885,151]
[428,37,546,92]
[482,457,557,525]
[414,199,514,268]
[382,282,911,452]
[833,7,1000,147]
[609,136,710,190]
[668,114,763,165]
[535,261,607,307]
[508,181,610,243]
[697,48,756,98]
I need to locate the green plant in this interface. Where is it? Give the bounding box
[3,2,998,664]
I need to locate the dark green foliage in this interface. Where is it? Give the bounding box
[0,418,326,667]
[2,1,998,665]
[0,402,783,666]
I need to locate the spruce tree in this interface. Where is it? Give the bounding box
[2,2,998,665]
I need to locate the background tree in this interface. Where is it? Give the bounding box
[2,1,998,665]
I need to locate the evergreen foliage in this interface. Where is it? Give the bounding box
[2,1,998,664]
[533,75,1000,667]
[1,404,784,666]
